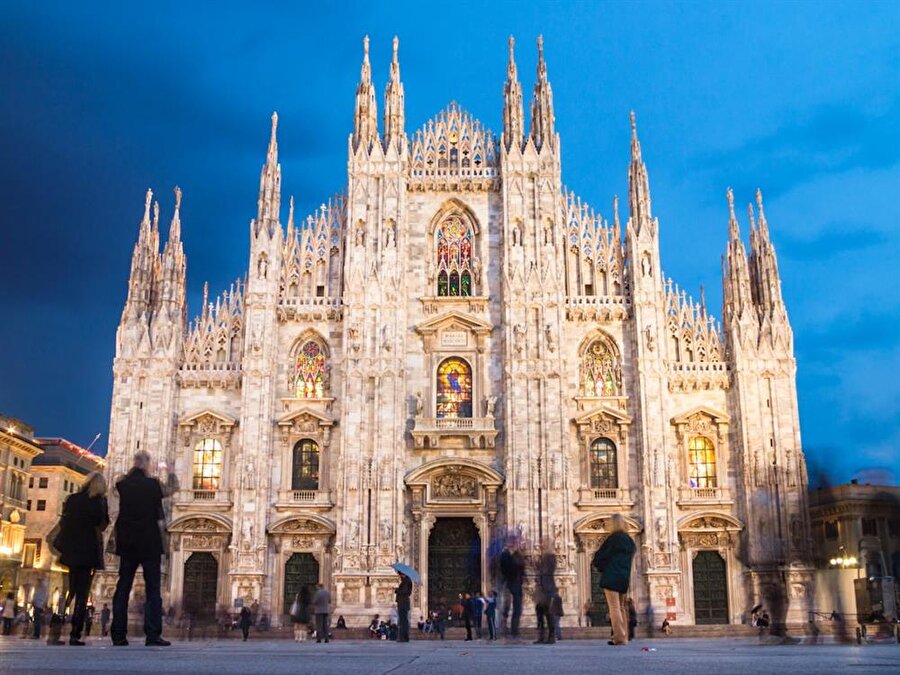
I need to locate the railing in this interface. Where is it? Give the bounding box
[292,490,317,502]
[413,417,496,432]
[279,297,341,310]
[192,490,217,501]
[678,487,731,503]
[577,487,631,505]
[592,488,619,500]
[566,296,628,307]
[181,362,242,373]
[667,362,728,373]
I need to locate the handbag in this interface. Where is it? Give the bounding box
[290,597,301,619]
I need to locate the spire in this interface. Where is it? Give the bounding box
[627,112,653,234]
[256,112,282,232]
[502,35,524,151]
[353,35,378,152]
[383,36,405,150]
[168,185,182,242]
[749,188,785,317]
[723,187,753,321]
[140,188,153,235]
[529,35,555,152]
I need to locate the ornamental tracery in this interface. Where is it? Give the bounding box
[279,196,344,302]
[436,214,475,297]
[290,334,330,399]
[579,335,622,397]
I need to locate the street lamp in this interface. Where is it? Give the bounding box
[829,546,858,569]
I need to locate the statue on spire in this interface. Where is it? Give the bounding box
[383,35,405,150]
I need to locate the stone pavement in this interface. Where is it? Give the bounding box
[0,636,897,675]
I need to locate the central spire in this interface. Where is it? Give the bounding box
[256,112,282,232]
[627,112,653,234]
[353,35,379,152]
[502,35,524,151]
[529,35,555,152]
[383,35,405,151]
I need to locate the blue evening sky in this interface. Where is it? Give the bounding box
[1,1,897,485]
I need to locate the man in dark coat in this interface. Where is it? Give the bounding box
[533,548,557,644]
[395,573,413,642]
[592,514,636,645]
[498,537,525,639]
[110,451,170,646]
[56,471,109,645]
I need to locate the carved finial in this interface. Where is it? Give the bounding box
[747,203,756,230]
[700,284,707,314]
[144,188,153,217]
[174,185,182,210]
[270,111,278,139]
[613,195,620,227]
[630,110,637,133]
[537,34,544,57]
[755,187,766,222]
[152,201,160,229]
[509,35,515,59]
[392,35,399,62]
[363,35,370,60]
[726,187,735,217]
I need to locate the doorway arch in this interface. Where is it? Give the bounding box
[427,517,481,614]
[283,552,320,617]
[183,552,218,621]
[692,550,728,624]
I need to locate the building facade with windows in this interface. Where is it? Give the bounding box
[97,36,813,626]
[0,416,42,600]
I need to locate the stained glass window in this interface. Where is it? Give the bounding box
[192,438,223,491]
[436,214,474,297]
[688,436,717,488]
[294,340,326,399]
[582,339,620,397]
[590,438,618,489]
[436,357,473,418]
[292,439,320,490]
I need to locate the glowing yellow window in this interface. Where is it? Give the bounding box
[192,438,223,491]
[688,436,717,489]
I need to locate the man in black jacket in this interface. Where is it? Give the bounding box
[110,451,170,646]
[498,537,525,639]
[593,513,636,645]
[395,573,413,642]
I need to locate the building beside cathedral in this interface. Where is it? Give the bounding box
[96,36,814,627]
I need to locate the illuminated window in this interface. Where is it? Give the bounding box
[436,214,474,297]
[589,438,618,489]
[292,439,320,490]
[581,339,620,397]
[688,436,717,488]
[294,340,327,399]
[192,438,223,491]
[435,357,473,418]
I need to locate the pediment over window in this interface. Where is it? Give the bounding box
[179,409,237,429]
[268,514,336,535]
[670,406,729,441]
[277,408,335,429]
[169,514,233,534]
[415,311,493,336]
[573,404,632,442]
[573,513,643,536]
[404,457,504,488]
[677,511,743,533]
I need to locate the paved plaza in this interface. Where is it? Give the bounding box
[1,637,898,675]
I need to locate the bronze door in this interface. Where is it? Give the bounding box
[693,550,728,624]
[183,552,218,620]
[589,563,611,627]
[283,552,320,616]
[428,517,481,613]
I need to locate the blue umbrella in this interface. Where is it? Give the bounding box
[391,562,421,584]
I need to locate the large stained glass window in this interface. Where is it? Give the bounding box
[589,438,618,489]
[435,357,473,418]
[292,439,320,490]
[688,436,717,488]
[436,214,474,297]
[581,339,620,397]
[294,340,327,399]
[192,438,223,490]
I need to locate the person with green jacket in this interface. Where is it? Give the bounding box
[592,514,636,645]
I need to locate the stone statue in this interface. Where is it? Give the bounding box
[384,222,395,248]
[484,395,498,417]
[472,256,482,284]
[513,324,526,353]
[354,224,365,247]
[426,258,436,285]
[545,324,556,352]
[258,254,268,279]
[512,221,522,246]
[415,391,424,416]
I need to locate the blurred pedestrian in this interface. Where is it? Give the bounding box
[55,471,109,646]
[99,603,110,637]
[312,584,330,643]
[47,610,65,646]
[472,590,484,638]
[551,592,564,641]
[485,591,497,641]
[84,605,94,637]
[291,586,311,642]
[395,572,412,643]
[31,582,49,639]
[2,592,15,635]
[533,547,557,644]
[461,593,474,641]
[336,615,347,630]
[592,514,636,646]
[110,451,172,646]
[626,598,637,641]
[239,606,252,641]
[499,537,525,639]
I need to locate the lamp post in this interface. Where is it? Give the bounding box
[829,546,859,570]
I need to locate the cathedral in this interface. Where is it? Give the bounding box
[97,35,814,627]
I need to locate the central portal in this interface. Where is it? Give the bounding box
[428,517,481,612]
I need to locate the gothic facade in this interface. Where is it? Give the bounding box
[97,36,814,626]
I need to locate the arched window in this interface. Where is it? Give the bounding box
[590,438,618,489]
[435,357,473,418]
[192,438,223,490]
[688,436,717,488]
[581,338,621,397]
[294,339,327,399]
[436,214,474,297]
[292,439,320,490]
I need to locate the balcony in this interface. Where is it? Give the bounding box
[411,416,498,449]
[278,297,342,322]
[576,487,634,508]
[274,489,333,512]
[677,486,733,507]
[174,489,233,509]
[565,296,630,322]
